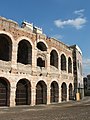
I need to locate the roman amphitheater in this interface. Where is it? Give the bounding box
[0,17,83,107]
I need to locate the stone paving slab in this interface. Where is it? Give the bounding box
[0,99,90,120]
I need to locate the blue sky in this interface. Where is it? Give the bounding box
[0,0,90,76]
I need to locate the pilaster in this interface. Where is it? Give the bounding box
[47,86,50,104]
[59,86,61,102]
[11,41,17,69]
[10,83,16,107]
[31,87,36,106]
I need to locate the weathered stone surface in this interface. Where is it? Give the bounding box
[0,17,83,107]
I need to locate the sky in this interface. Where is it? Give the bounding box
[0,0,90,76]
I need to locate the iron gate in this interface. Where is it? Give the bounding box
[61,83,67,101]
[69,84,73,100]
[51,82,59,103]
[61,92,67,101]
[36,82,47,105]
[0,80,7,106]
[16,81,28,105]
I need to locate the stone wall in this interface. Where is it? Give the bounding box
[0,17,75,107]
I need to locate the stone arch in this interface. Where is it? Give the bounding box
[16,79,31,105]
[50,49,58,69]
[61,82,67,101]
[69,83,73,100]
[0,33,12,61]
[50,81,59,103]
[17,40,32,65]
[61,54,66,71]
[36,39,48,49]
[17,36,34,48]
[36,80,47,105]
[68,57,72,73]
[37,41,47,51]
[0,77,10,106]
[37,57,45,67]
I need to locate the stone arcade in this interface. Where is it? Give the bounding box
[0,17,83,107]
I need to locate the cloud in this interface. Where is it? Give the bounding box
[83,58,90,76]
[74,9,85,17]
[54,9,87,30]
[83,58,90,67]
[54,17,87,29]
[51,34,63,40]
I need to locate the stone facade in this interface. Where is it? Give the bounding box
[0,17,82,107]
[71,45,84,99]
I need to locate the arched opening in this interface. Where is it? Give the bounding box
[37,42,47,51]
[17,40,32,65]
[0,77,10,106]
[50,81,59,103]
[37,57,45,67]
[50,50,58,69]
[16,79,31,105]
[0,34,12,61]
[68,57,72,73]
[61,54,66,71]
[36,81,47,105]
[61,82,67,101]
[69,83,73,100]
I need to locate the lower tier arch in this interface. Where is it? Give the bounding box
[16,79,31,105]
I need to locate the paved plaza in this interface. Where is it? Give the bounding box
[0,97,90,120]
